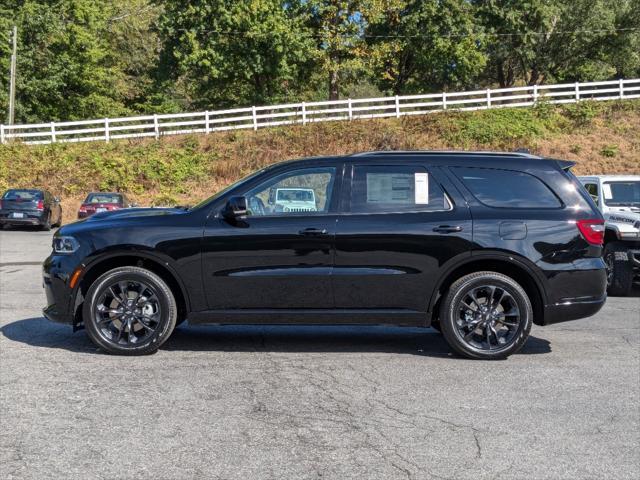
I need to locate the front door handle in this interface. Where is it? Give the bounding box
[433,225,463,233]
[299,227,328,236]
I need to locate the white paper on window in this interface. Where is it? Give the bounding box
[415,172,429,204]
[603,183,613,199]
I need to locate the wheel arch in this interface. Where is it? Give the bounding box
[428,252,548,327]
[72,251,190,327]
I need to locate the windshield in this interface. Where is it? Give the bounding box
[2,190,43,200]
[189,166,270,211]
[603,181,640,206]
[85,193,122,204]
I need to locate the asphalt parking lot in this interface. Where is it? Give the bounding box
[0,228,638,480]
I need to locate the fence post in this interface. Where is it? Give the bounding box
[533,85,538,104]
[50,122,56,143]
[301,102,307,125]
[205,111,210,134]
[252,106,258,131]
[575,82,580,102]
[153,114,159,139]
[0,125,4,145]
[442,92,447,110]
[486,88,491,108]
[619,79,624,99]
[395,95,400,118]
[348,99,353,121]
[104,118,109,142]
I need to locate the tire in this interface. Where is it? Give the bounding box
[439,271,533,360]
[52,212,62,228]
[604,242,634,296]
[41,213,51,231]
[83,266,177,355]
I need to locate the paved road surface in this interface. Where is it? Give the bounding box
[1,228,638,479]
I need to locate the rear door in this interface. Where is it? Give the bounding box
[332,161,473,319]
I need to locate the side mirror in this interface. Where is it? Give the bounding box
[222,196,248,221]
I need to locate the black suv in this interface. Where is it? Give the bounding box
[43,151,607,359]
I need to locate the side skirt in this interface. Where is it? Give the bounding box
[188,309,427,327]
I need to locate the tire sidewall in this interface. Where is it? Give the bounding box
[440,272,533,360]
[84,267,177,355]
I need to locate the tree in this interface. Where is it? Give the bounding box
[156,0,318,108]
[474,0,634,86]
[366,0,486,94]
[0,0,161,123]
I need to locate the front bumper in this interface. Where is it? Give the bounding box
[43,255,81,326]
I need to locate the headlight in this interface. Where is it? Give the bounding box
[53,236,80,254]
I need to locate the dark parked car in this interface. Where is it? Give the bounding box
[43,151,607,358]
[1,188,62,230]
[78,192,132,219]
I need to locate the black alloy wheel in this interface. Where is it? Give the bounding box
[440,271,532,360]
[84,267,177,355]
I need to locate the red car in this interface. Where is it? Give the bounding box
[78,192,132,219]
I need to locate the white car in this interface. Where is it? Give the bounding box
[273,188,317,213]
[578,175,640,295]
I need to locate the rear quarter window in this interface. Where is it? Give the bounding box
[452,167,562,209]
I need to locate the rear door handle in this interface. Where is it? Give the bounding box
[433,225,463,233]
[299,227,328,236]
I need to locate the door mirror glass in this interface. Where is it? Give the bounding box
[222,196,248,220]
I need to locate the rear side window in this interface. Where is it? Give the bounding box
[452,167,561,209]
[351,165,451,213]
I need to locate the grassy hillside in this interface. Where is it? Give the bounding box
[1,100,639,224]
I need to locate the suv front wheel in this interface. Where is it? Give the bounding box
[440,272,533,360]
[84,266,177,355]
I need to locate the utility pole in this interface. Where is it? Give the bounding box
[8,25,17,125]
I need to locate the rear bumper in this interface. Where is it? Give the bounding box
[542,295,607,325]
[539,259,608,325]
[0,211,46,225]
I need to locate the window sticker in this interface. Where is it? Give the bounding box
[415,172,429,204]
[366,173,412,203]
[603,183,613,199]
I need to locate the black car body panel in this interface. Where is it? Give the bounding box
[43,152,607,330]
[1,188,62,227]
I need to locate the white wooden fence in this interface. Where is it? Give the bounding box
[1,78,639,146]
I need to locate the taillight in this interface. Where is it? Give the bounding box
[576,219,605,245]
[79,205,87,213]
[36,200,44,210]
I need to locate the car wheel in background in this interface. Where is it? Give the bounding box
[439,271,533,360]
[83,266,177,355]
[41,213,51,231]
[604,242,633,296]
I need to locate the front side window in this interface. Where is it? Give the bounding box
[583,183,599,205]
[452,167,562,209]
[602,181,640,207]
[351,165,450,213]
[243,167,336,216]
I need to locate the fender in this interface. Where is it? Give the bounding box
[69,248,193,319]
[427,249,550,314]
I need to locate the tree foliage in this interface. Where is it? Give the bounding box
[0,0,638,122]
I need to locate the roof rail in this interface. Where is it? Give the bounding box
[350,150,540,158]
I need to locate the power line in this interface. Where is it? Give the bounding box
[174,27,640,39]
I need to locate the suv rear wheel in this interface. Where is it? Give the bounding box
[604,242,634,296]
[84,266,177,355]
[440,271,533,360]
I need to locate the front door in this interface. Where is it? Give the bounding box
[202,165,341,311]
[333,163,473,319]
